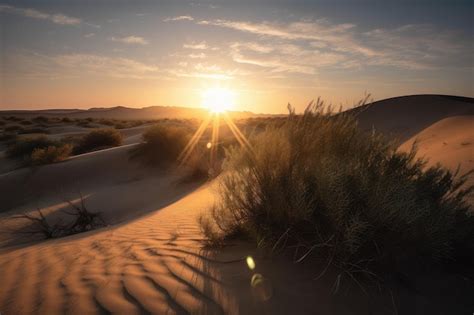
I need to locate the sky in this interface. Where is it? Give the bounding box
[1,0,473,113]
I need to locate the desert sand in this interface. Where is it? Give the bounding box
[1,95,473,314]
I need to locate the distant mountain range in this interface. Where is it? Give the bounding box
[2,95,473,130]
[0,105,261,120]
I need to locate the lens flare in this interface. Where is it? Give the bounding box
[246,256,256,270]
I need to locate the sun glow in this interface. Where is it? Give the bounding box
[201,87,236,113]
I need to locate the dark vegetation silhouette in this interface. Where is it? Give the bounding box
[200,100,474,284]
[131,124,209,180]
[11,194,106,239]
[6,136,70,166]
[73,128,123,154]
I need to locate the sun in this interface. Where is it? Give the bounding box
[201,87,236,113]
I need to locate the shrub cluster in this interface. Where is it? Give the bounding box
[6,136,58,159]
[131,124,210,180]
[201,101,474,278]
[6,136,72,166]
[132,124,190,166]
[30,144,73,165]
[73,128,123,154]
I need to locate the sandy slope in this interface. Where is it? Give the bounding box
[0,124,148,176]
[1,168,472,314]
[399,116,474,174]
[353,95,473,142]
[399,115,474,205]
[0,146,344,315]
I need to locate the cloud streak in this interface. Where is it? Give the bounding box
[4,52,160,80]
[164,15,194,22]
[195,18,471,72]
[110,36,149,45]
[0,4,81,25]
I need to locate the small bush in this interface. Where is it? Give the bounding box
[30,144,72,165]
[73,128,123,154]
[5,116,22,121]
[32,116,49,123]
[12,195,105,239]
[132,124,191,166]
[4,125,24,133]
[18,127,50,135]
[0,133,16,142]
[76,120,95,128]
[201,101,474,280]
[20,120,33,126]
[61,117,72,123]
[6,136,58,159]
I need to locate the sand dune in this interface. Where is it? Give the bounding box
[1,174,471,314]
[399,115,474,173]
[1,95,473,314]
[399,115,474,205]
[353,95,473,142]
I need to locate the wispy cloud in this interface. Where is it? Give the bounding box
[188,53,206,59]
[195,18,471,72]
[110,36,149,45]
[54,54,158,78]
[0,4,81,25]
[183,41,208,49]
[4,52,160,80]
[163,15,194,22]
[84,33,95,38]
[230,41,351,75]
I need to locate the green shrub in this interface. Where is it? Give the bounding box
[30,144,72,165]
[73,128,123,154]
[6,136,58,159]
[201,101,474,278]
[132,124,191,166]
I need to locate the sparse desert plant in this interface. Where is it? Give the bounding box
[18,127,50,134]
[73,128,123,154]
[76,119,95,128]
[30,144,72,165]
[4,116,23,122]
[32,116,49,123]
[98,118,115,126]
[61,117,72,123]
[4,125,24,133]
[0,133,16,142]
[132,124,191,166]
[20,120,33,125]
[6,136,58,159]
[201,100,474,281]
[12,194,106,239]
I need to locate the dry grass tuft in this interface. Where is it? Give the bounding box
[73,128,123,154]
[201,99,474,281]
